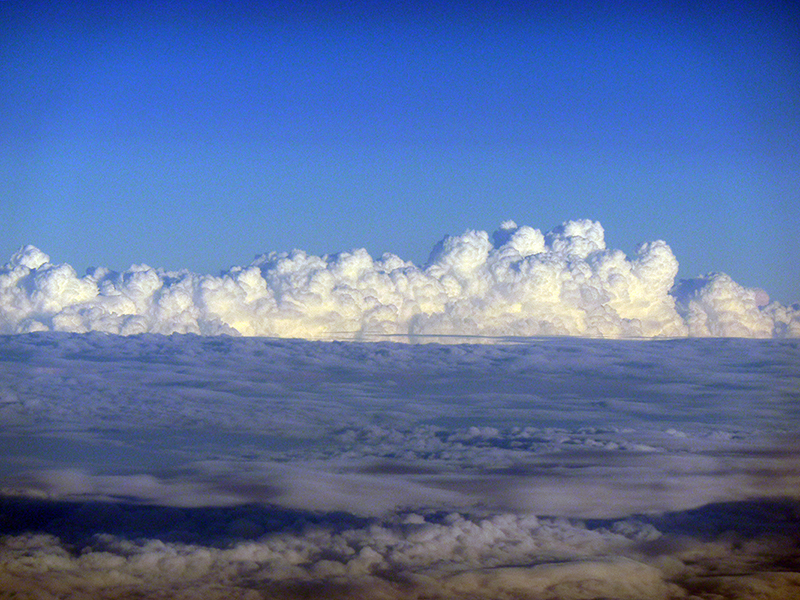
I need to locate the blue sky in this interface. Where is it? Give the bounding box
[2,1,798,304]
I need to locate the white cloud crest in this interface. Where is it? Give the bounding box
[2,221,797,338]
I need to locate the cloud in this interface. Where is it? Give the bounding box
[2,221,797,338]
[1,323,798,597]
[1,498,798,600]
[673,273,800,338]
[2,332,797,522]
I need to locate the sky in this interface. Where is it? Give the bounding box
[1,0,798,304]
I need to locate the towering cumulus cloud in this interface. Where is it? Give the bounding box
[1,221,797,338]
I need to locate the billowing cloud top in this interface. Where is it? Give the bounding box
[2,220,797,338]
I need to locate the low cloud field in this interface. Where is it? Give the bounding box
[1,333,799,598]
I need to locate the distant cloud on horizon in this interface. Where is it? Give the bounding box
[1,220,797,339]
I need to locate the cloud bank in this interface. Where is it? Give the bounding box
[2,331,799,598]
[2,498,799,600]
[2,220,797,338]
[3,333,798,518]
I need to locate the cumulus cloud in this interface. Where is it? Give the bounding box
[673,273,800,338]
[2,221,797,338]
[1,498,798,600]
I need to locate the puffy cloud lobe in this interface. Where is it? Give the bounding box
[1,502,798,600]
[672,273,799,338]
[1,222,797,338]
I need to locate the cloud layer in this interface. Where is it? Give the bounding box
[2,220,798,338]
[2,331,799,599]
[3,333,798,518]
[2,498,799,600]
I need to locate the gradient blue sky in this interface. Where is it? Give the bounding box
[2,1,798,303]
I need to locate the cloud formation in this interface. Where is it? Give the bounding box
[2,220,798,338]
[1,329,798,598]
[1,498,799,600]
[2,333,798,518]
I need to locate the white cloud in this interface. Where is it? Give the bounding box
[2,221,797,338]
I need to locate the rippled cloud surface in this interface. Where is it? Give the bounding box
[1,333,799,598]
